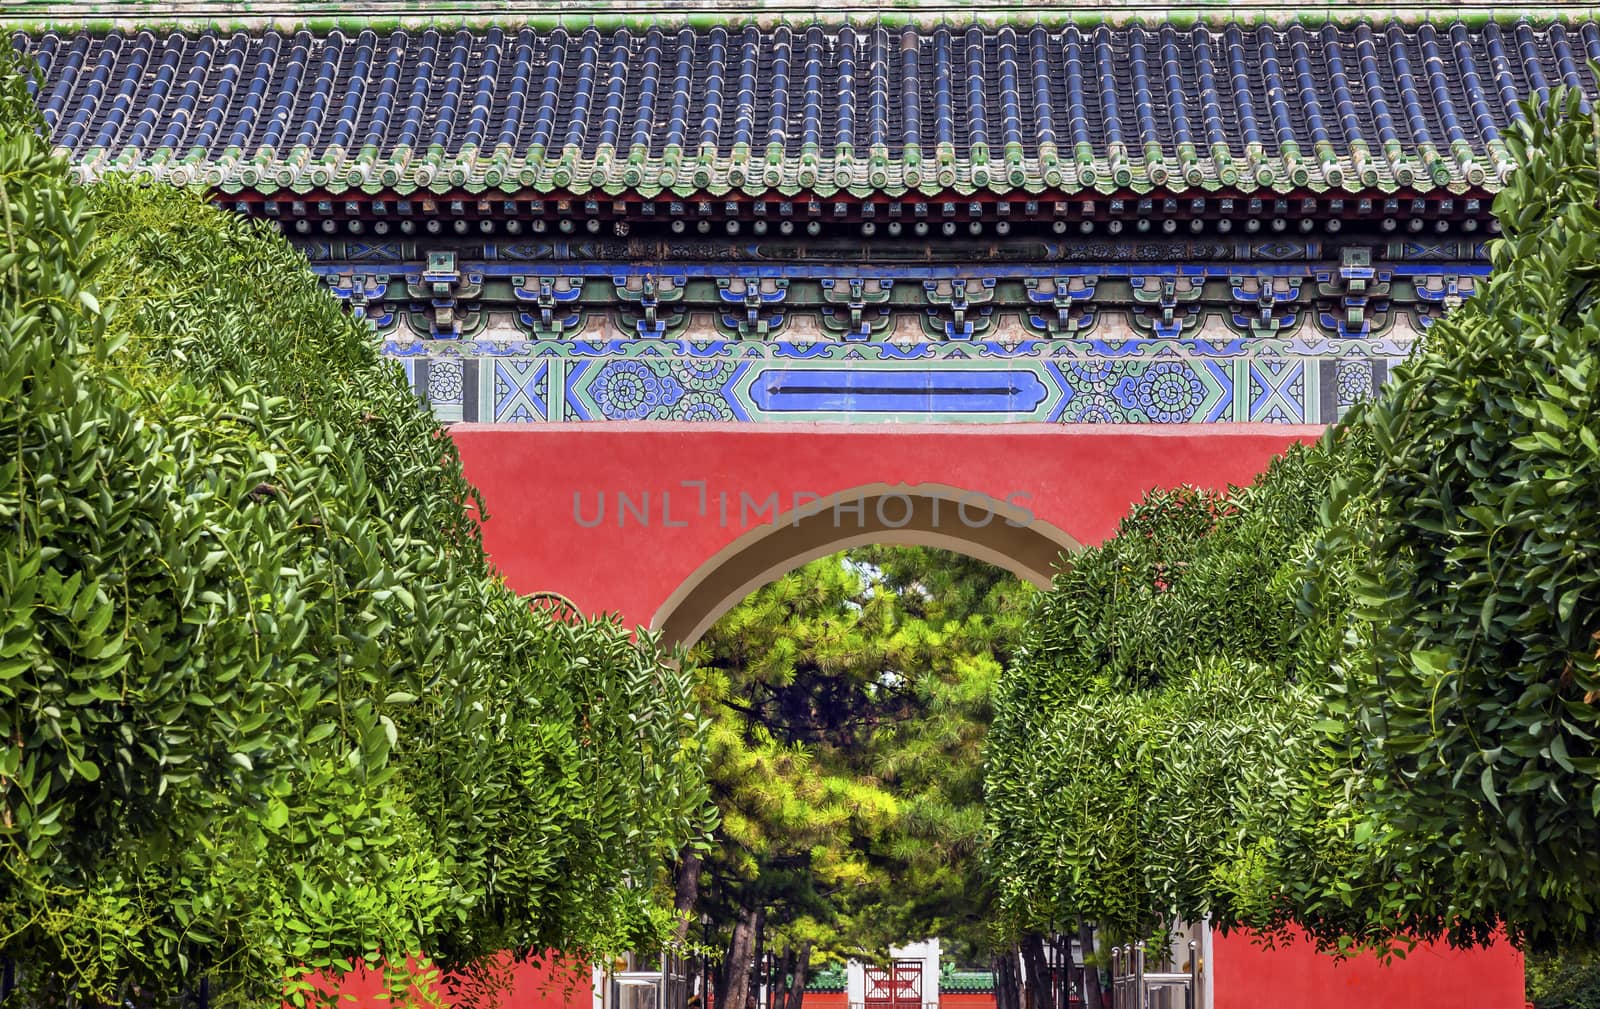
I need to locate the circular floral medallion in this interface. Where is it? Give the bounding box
[1064,392,1126,424]
[676,391,736,422]
[1336,360,1373,405]
[593,361,684,420]
[678,359,734,391]
[1113,362,1206,423]
[429,361,464,403]
[1069,360,1116,385]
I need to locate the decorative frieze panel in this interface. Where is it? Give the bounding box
[1128,276,1204,339]
[1023,277,1099,338]
[613,274,689,339]
[1227,275,1302,338]
[311,238,1471,426]
[301,237,1492,268]
[403,251,484,339]
[387,335,1403,426]
[716,278,790,339]
[1414,274,1479,329]
[819,278,895,340]
[921,278,998,341]
[1315,248,1394,339]
[322,270,394,329]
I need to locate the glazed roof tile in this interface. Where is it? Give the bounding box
[13,21,1600,199]
[942,971,996,993]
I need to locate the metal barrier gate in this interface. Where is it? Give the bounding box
[1109,941,1198,1009]
[863,959,925,1009]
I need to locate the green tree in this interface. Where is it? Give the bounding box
[986,434,1375,948]
[856,547,1030,962]
[1528,949,1600,1009]
[0,66,709,1008]
[684,548,1030,1008]
[1291,86,1600,953]
[987,86,1600,961]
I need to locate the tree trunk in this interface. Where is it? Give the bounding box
[784,942,812,1009]
[674,847,704,943]
[714,944,732,1009]
[993,948,1019,1009]
[772,947,795,1009]
[750,910,767,1009]
[723,903,765,1009]
[1077,920,1104,1009]
[1020,933,1052,1009]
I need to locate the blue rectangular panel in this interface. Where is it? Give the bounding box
[751,368,1048,414]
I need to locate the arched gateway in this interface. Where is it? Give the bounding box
[448,423,1316,646]
[12,1,1565,1005]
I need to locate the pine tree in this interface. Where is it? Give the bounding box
[682,548,1032,1008]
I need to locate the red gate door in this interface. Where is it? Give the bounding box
[864,960,924,1009]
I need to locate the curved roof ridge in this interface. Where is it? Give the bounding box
[8,2,1600,33]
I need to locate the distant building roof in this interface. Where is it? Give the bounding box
[13,19,1600,199]
[806,966,847,992]
[942,971,996,993]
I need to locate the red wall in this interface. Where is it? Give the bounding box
[450,421,1322,628]
[305,954,591,1009]
[785,933,1527,1009]
[785,992,991,1009]
[1212,928,1525,1009]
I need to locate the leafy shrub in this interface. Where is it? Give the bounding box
[989,86,1600,955]
[986,430,1376,942]
[1305,87,1600,952]
[0,64,709,1007]
[1529,950,1600,1009]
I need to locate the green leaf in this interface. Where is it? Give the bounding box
[1558,588,1582,623]
[1551,734,1575,773]
[1412,648,1454,677]
[1481,766,1502,817]
[1537,401,1571,431]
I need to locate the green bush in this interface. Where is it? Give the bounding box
[1305,87,1600,952]
[986,430,1376,942]
[988,86,1600,955]
[1530,950,1600,1009]
[0,64,710,1007]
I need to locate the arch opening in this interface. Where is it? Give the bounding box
[650,483,1080,649]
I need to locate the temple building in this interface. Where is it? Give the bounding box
[4,3,1575,1007]
[12,4,1594,431]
